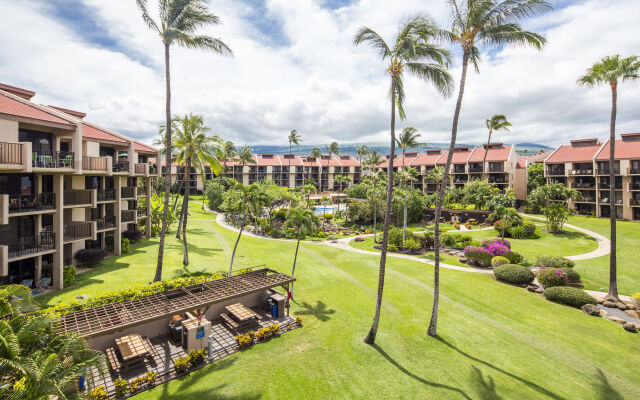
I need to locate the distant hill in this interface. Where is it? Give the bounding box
[251,143,553,157]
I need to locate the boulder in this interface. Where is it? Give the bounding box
[604,294,618,302]
[598,309,608,317]
[526,286,536,293]
[615,302,628,311]
[595,297,604,304]
[607,316,627,325]
[602,300,617,308]
[535,288,544,294]
[624,310,640,319]
[458,257,469,264]
[626,302,636,310]
[622,322,637,333]
[581,304,601,317]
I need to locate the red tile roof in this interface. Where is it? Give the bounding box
[303,157,321,167]
[281,154,304,166]
[0,92,74,126]
[468,144,513,162]
[547,142,603,163]
[0,83,35,100]
[48,105,86,119]
[411,150,443,167]
[337,155,360,167]
[516,150,554,169]
[134,141,157,153]
[436,148,473,165]
[82,122,129,144]
[376,155,398,168]
[596,139,640,160]
[255,154,281,166]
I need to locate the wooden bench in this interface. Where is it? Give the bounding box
[105,347,122,372]
[220,313,239,330]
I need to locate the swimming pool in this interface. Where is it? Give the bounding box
[315,206,335,214]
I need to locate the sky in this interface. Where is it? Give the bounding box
[0,0,639,148]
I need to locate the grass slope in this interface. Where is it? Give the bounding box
[42,204,640,399]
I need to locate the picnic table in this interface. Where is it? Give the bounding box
[114,334,151,370]
[224,303,261,330]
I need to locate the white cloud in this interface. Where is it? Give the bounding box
[0,0,638,148]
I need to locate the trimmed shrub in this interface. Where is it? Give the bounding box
[270,229,285,238]
[464,246,493,267]
[173,356,191,373]
[324,213,334,221]
[493,264,535,284]
[533,256,575,269]
[442,233,474,249]
[387,244,398,252]
[564,268,581,283]
[419,231,435,249]
[388,228,403,249]
[404,237,421,253]
[508,225,528,239]
[75,248,106,266]
[505,250,525,265]
[121,237,130,253]
[481,238,511,249]
[544,286,597,308]
[122,229,143,243]
[63,265,76,287]
[486,242,511,257]
[315,231,326,238]
[523,220,537,236]
[491,256,509,268]
[536,268,568,288]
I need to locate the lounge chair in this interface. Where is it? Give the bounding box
[20,279,33,288]
[37,277,52,289]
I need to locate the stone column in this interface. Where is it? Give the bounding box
[146,177,152,238]
[114,176,122,255]
[52,174,64,290]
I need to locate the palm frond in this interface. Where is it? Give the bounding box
[353,27,391,59]
[406,62,454,97]
[135,0,161,34]
[479,23,547,49]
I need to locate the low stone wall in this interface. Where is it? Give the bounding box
[424,208,491,223]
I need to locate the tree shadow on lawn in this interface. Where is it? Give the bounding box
[294,300,336,322]
[593,368,624,400]
[470,366,503,400]
[436,338,566,400]
[371,344,473,400]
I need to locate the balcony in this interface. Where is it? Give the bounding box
[451,166,467,174]
[546,167,565,176]
[571,182,595,189]
[0,142,26,170]
[598,184,622,190]
[97,188,116,202]
[569,169,593,176]
[121,187,136,199]
[2,232,55,260]
[630,199,640,207]
[8,193,55,214]
[32,151,74,169]
[82,156,109,173]
[149,164,158,175]
[137,186,148,197]
[469,164,484,173]
[596,168,620,175]
[64,189,95,207]
[121,210,136,223]
[135,163,147,175]
[96,216,116,230]
[487,165,505,173]
[64,221,94,242]
[574,197,595,203]
[628,183,640,191]
[113,160,130,173]
[137,207,147,217]
[628,168,640,175]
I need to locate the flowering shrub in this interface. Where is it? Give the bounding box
[463,246,493,267]
[88,386,108,400]
[114,379,128,398]
[129,377,144,393]
[491,256,509,268]
[174,356,191,372]
[536,268,568,288]
[295,316,303,326]
[481,238,511,249]
[187,348,206,365]
[144,371,158,384]
[235,331,255,348]
[486,242,511,257]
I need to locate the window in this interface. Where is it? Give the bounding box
[19,129,53,153]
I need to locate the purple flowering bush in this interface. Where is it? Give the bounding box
[481,238,511,249]
[536,268,568,288]
[463,246,493,267]
[486,242,511,257]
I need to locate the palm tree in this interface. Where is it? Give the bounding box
[399,166,418,244]
[396,127,422,168]
[310,147,323,192]
[354,15,452,344]
[228,185,267,276]
[172,114,221,265]
[220,140,237,174]
[364,150,384,172]
[333,175,350,191]
[325,141,341,191]
[356,144,370,165]
[288,129,302,174]
[577,54,640,300]
[428,0,550,337]
[363,169,386,243]
[136,0,232,282]
[236,144,256,181]
[283,208,320,299]
[483,114,512,167]
[320,195,331,232]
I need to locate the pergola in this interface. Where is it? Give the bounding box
[57,268,295,338]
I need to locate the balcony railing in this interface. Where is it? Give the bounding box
[96,216,116,230]
[630,199,640,206]
[121,210,136,222]
[113,160,130,173]
[64,189,93,206]
[488,165,505,172]
[598,184,622,190]
[82,156,108,172]
[572,182,595,189]
[137,187,147,196]
[575,197,595,203]
[469,165,484,173]
[629,183,640,191]
[64,222,93,242]
[121,187,136,198]
[135,163,146,174]
[628,168,640,175]
[97,188,116,201]
[569,169,593,176]
[149,164,158,175]
[137,207,147,217]
[596,168,620,175]
[0,142,23,165]
[3,232,55,259]
[546,168,565,176]
[8,193,55,213]
[32,151,74,168]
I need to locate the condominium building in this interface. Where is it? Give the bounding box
[544,134,640,220]
[165,154,363,192]
[0,83,160,289]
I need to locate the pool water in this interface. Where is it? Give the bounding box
[315,207,335,213]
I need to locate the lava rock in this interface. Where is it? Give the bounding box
[599,309,608,317]
[581,304,601,316]
[624,310,640,319]
[603,300,617,308]
[615,302,628,311]
[607,316,627,325]
[623,322,637,333]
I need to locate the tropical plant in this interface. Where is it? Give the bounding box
[577,54,640,300]
[463,179,495,210]
[325,141,341,191]
[364,150,383,173]
[482,114,512,166]
[356,144,370,165]
[136,0,232,282]
[171,113,221,265]
[354,14,452,344]
[527,183,582,232]
[363,169,386,243]
[236,144,256,169]
[288,129,302,171]
[398,167,418,245]
[492,206,522,240]
[527,162,545,195]
[220,140,237,173]
[429,0,550,337]
[283,208,320,299]
[334,174,351,192]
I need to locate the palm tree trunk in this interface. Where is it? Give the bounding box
[364,77,397,345]
[428,50,470,337]
[483,130,492,175]
[373,191,378,243]
[176,166,190,239]
[608,83,618,300]
[290,237,301,300]
[154,42,172,283]
[403,190,407,245]
[181,158,191,266]
[229,213,246,276]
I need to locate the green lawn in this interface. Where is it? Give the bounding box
[41,204,640,399]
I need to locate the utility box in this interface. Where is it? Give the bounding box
[181,317,211,352]
[270,294,285,318]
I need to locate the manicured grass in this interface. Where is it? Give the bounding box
[42,204,640,399]
[565,215,640,295]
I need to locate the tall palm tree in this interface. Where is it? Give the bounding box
[396,126,422,168]
[228,184,267,276]
[136,0,232,282]
[325,141,341,191]
[363,169,386,243]
[334,174,351,191]
[364,150,384,172]
[310,147,323,192]
[235,145,256,183]
[428,0,550,337]
[283,208,320,299]
[220,140,237,174]
[483,114,512,167]
[354,15,452,344]
[399,166,418,244]
[577,54,640,300]
[356,144,370,165]
[288,129,302,175]
[172,113,221,265]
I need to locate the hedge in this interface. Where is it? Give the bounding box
[536,268,568,288]
[75,248,107,266]
[533,256,575,269]
[493,264,535,284]
[544,287,597,308]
